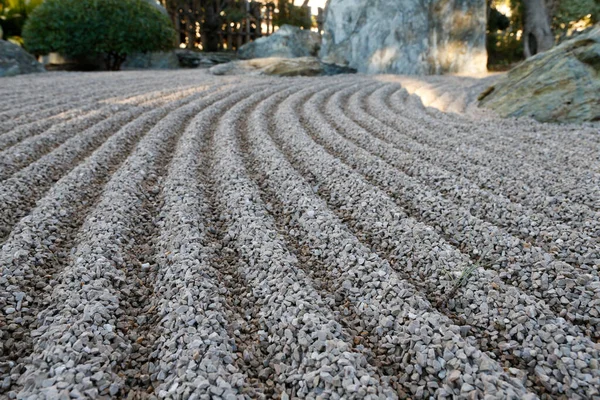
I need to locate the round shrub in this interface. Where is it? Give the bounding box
[23,0,176,70]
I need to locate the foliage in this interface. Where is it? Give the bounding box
[487,0,525,69]
[552,0,599,40]
[157,0,313,50]
[272,0,312,29]
[223,0,249,23]
[159,0,243,50]
[0,0,43,44]
[23,0,176,70]
[487,0,597,69]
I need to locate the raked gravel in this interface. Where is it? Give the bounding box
[0,70,598,400]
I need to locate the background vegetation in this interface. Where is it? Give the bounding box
[0,0,43,44]
[272,0,312,29]
[2,0,597,70]
[22,0,176,70]
[487,0,598,69]
[157,0,313,51]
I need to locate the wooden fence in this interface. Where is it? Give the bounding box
[172,2,324,51]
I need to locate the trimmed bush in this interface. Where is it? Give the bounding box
[23,0,176,70]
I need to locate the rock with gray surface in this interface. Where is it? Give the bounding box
[479,25,600,123]
[121,51,180,70]
[175,50,237,68]
[0,40,45,77]
[210,57,323,76]
[319,0,487,75]
[210,56,355,76]
[238,24,321,59]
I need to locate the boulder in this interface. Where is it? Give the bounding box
[479,25,600,123]
[121,51,180,70]
[0,40,45,77]
[175,50,237,68]
[209,56,357,77]
[238,24,321,59]
[319,0,487,75]
[210,57,323,76]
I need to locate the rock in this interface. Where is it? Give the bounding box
[479,25,600,123]
[0,40,46,77]
[210,56,356,77]
[319,0,487,75]
[175,50,237,68]
[321,62,357,76]
[238,25,321,59]
[210,57,323,77]
[121,51,179,70]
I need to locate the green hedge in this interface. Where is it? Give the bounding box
[23,0,176,70]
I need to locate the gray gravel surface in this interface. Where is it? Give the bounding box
[0,70,598,399]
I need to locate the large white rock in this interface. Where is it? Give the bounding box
[238,25,321,59]
[319,0,487,75]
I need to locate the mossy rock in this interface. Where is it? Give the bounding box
[479,25,600,123]
[210,57,323,77]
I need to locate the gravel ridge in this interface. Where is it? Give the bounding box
[0,70,598,399]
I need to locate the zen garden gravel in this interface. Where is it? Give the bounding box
[0,70,599,399]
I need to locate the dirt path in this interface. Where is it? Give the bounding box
[0,70,598,399]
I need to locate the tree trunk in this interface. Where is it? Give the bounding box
[104,53,127,71]
[523,0,554,58]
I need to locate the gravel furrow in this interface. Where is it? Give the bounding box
[267,81,599,397]
[0,84,214,242]
[2,71,598,399]
[0,73,148,105]
[349,84,600,236]
[0,109,134,180]
[240,78,533,399]
[209,82,399,399]
[332,85,600,273]
[0,84,212,153]
[373,85,600,211]
[0,83,209,181]
[0,116,80,152]
[140,85,273,400]
[385,77,600,162]
[0,81,157,134]
[0,74,189,126]
[314,84,600,334]
[12,85,241,399]
[0,90,204,396]
[0,110,146,243]
[0,74,144,113]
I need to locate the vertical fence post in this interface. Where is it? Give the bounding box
[245,0,251,44]
[227,23,232,51]
[255,2,262,38]
[236,22,242,49]
[267,4,271,35]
